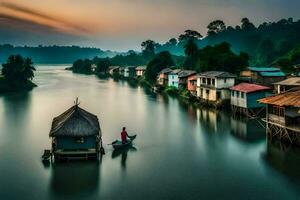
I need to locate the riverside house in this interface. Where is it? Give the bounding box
[259,88,300,145]
[157,68,172,86]
[136,66,147,77]
[49,101,102,160]
[108,66,120,75]
[197,71,236,103]
[230,83,271,116]
[124,66,136,78]
[240,67,286,86]
[273,77,300,94]
[168,69,182,88]
[177,70,197,92]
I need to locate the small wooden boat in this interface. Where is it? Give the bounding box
[111,135,136,150]
[42,149,52,161]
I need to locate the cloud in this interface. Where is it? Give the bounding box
[0,1,89,35]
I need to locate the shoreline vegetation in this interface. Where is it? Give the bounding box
[0,55,37,94]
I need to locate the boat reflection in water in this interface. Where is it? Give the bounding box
[49,161,101,198]
[112,146,137,170]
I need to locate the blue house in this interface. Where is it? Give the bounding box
[168,69,181,88]
[50,101,103,160]
[230,83,271,116]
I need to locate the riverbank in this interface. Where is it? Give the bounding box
[0,77,37,93]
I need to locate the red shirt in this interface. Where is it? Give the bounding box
[121,131,127,142]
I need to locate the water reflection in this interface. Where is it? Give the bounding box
[230,117,266,142]
[197,108,230,133]
[49,161,101,197]
[112,146,137,170]
[263,141,300,191]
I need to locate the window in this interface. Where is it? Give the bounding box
[202,78,206,84]
[241,92,245,98]
[172,81,175,85]
[200,88,203,96]
[206,89,210,94]
[231,91,235,97]
[207,78,211,85]
[270,105,284,116]
[224,78,227,83]
[212,79,215,86]
[236,91,240,98]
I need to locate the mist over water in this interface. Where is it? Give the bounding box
[0,66,299,200]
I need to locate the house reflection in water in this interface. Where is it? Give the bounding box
[230,117,266,142]
[262,141,300,190]
[49,162,100,197]
[197,108,230,133]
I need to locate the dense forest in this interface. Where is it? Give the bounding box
[155,18,300,71]
[0,45,121,64]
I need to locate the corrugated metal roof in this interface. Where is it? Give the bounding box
[169,69,182,75]
[259,71,285,77]
[248,67,280,72]
[178,70,196,78]
[136,66,147,70]
[273,77,300,86]
[159,68,172,74]
[259,87,300,107]
[198,71,236,78]
[230,83,270,93]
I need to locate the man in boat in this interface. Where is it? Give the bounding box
[121,127,129,144]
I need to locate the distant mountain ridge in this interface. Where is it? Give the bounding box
[0,45,126,64]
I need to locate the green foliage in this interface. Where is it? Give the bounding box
[197,42,249,74]
[164,86,179,96]
[275,45,300,73]
[183,39,199,69]
[95,57,111,73]
[71,59,93,74]
[2,54,36,83]
[179,30,203,43]
[145,51,175,83]
[207,20,226,36]
[0,44,118,64]
[156,18,300,67]
[141,40,156,59]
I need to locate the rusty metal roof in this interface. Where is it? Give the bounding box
[259,87,300,107]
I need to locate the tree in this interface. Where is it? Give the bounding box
[96,58,111,73]
[178,30,202,43]
[71,59,93,74]
[167,38,178,46]
[2,54,36,83]
[207,20,226,36]
[241,18,255,30]
[197,42,249,74]
[183,39,199,69]
[145,51,174,83]
[141,40,156,58]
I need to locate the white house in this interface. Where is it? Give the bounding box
[123,66,136,78]
[136,66,147,77]
[197,71,236,102]
[168,69,182,88]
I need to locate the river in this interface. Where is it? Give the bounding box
[0,66,299,200]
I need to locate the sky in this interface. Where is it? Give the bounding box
[0,0,300,51]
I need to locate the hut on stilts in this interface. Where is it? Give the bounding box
[259,88,300,146]
[49,98,104,161]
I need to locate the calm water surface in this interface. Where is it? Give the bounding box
[0,66,300,200]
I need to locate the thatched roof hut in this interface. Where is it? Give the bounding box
[49,104,101,137]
